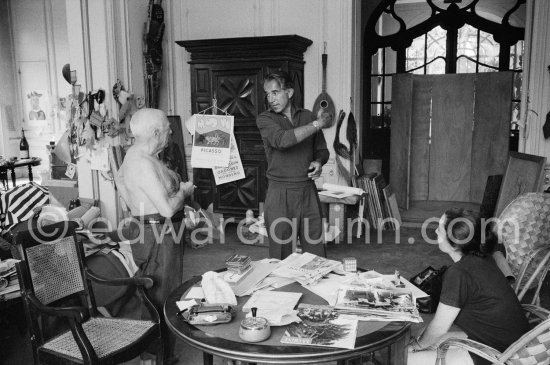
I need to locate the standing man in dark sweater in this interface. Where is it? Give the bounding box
[256,71,332,260]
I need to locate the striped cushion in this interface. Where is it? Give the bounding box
[0,182,49,232]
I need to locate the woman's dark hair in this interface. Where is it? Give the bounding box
[264,70,294,90]
[443,207,496,257]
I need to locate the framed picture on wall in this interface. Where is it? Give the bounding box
[18,60,53,134]
[494,152,547,217]
[161,115,188,182]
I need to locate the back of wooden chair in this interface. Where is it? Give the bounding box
[15,221,89,305]
[26,235,84,304]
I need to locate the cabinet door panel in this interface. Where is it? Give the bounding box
[214,159,266,217]
[195,68,211,95]
[213,69,263,127]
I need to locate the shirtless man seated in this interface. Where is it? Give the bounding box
[117,108,194,360]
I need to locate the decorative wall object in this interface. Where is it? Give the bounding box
[18,61,52,134]
[143,0,164,109]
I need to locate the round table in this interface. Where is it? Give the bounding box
[164,275,411,364]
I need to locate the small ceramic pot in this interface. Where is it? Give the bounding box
[239,307,271,343]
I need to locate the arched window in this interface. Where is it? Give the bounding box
[363,0,526,176]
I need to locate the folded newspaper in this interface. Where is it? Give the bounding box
[271,252,343,286]
[334,285,422,323]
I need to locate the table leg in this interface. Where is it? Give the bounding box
[10,168,15,188]
[388,328,410,365]
[27,165,33,182]
[203,352,213,365]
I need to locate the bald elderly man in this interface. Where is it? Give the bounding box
[117,108,194,360]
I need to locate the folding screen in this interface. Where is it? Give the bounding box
[390,72,512,210]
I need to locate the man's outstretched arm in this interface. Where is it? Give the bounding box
[256,111,333,150]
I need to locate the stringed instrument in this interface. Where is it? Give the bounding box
[312,42,336,127]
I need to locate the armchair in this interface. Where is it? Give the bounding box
[14,221,164,364]
[497,192,550,305]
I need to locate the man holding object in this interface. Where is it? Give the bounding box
[256,71,332,260]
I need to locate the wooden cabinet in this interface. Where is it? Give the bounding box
[177,35,312,218]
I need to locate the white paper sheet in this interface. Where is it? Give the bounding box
[242,290,302,313]
[212,134,245,185]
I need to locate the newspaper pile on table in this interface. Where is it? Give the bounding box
[334,284,422,323]
[271,252,344,286]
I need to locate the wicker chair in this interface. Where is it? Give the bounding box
[436,192,550,364]
[14,221,164,365]
[435,305,550,365]
[496,192,550,304]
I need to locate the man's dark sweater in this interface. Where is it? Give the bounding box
[256,107,329,182]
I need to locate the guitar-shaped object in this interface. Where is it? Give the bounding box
[312,42,336,127]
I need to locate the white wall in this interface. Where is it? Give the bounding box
[3,0,71,177]
[0,0,17,159]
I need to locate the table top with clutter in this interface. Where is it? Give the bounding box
[164,252,428,364]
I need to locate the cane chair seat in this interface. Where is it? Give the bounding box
[497,192,550,303]
[42,317,156,360]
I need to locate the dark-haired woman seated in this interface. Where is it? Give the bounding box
[408,208,529,365]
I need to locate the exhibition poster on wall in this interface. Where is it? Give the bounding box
[190,114,233,168]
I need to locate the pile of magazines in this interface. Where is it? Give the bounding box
[334,285,422,323]
[225,254,252,274]
[271,252,343,286]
